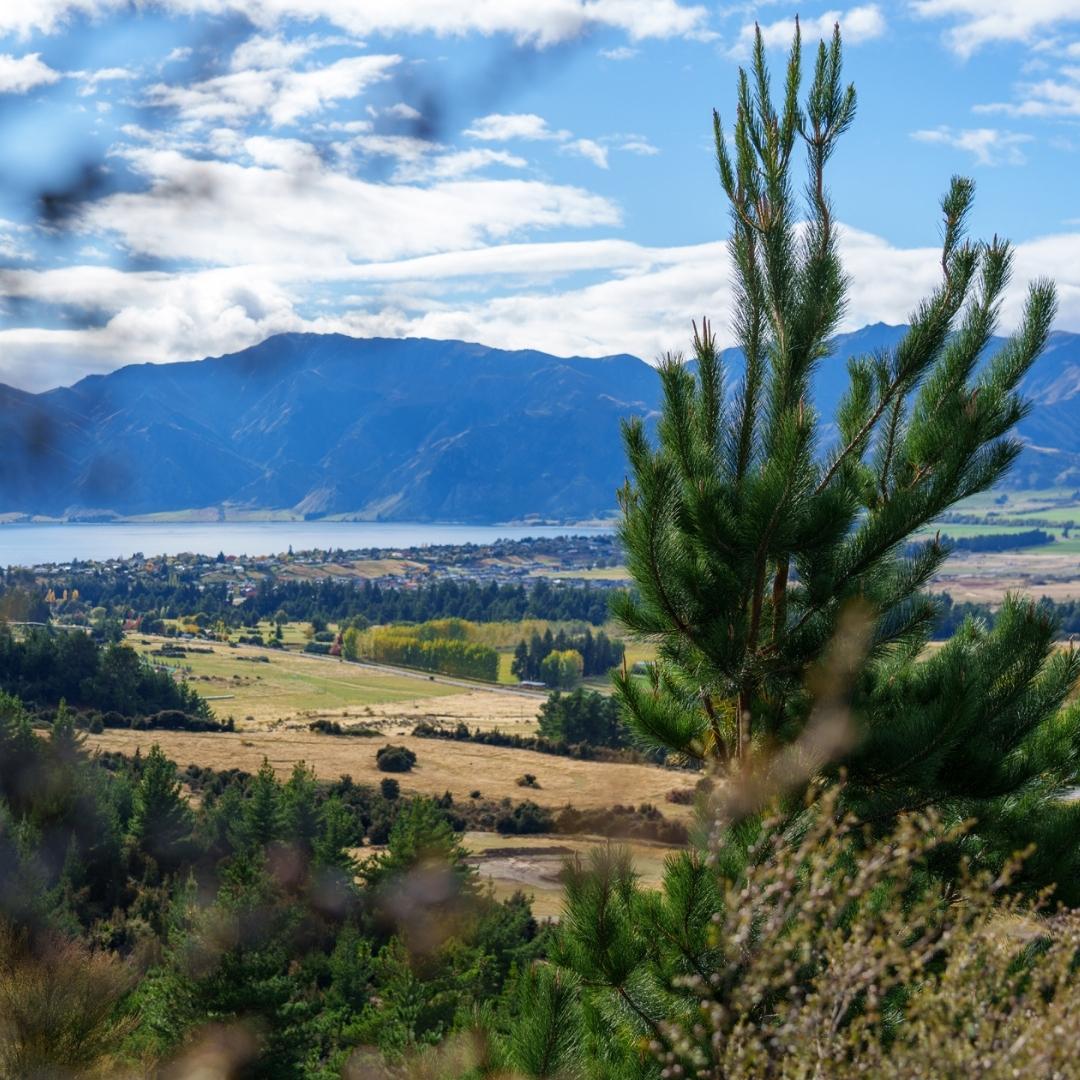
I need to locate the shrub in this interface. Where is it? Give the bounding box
[634,796,1080,1077]
[375,744,417,773]
[367,815,393,845]
[380,778,400,800]
[410,720,656,765]
[554,803,688,844]
[495,801,554,835]
[665,787,694,805]
[308,719,380,737]
[151,709,217,732]
[516,773,540,789]
[0,923,136,1078]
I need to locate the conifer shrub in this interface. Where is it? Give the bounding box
[607,20,1080,898]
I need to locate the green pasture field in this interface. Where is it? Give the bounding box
[129,635,463,725]
[990,506,1080,525]
[919,523,1064,540]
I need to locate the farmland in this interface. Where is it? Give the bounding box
[129,635,546,730]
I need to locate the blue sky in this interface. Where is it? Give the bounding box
[0,1,1078,390]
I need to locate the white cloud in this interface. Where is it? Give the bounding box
[229,32,356,70]
[74,65,135,95]
[4,221,1080,391]
[562,137,609,168]
[230,34,317,70]
[76,145,621,265]
[0,219,33,262]
[314,0,708,43]
[0,0,119,38]
[333,225,1080,363]
[619,136,659,155]
[730,5,886,56]
[0,0,709,45]
[911,125,1034,165]
[0,264,305,389]
[146,53,400,127]
[318,119,374,135]
[243,135,323,170]
[600,45,638,59]
[977,66,1080,117]
[347,133,439,162]
[464,112,568,141]
[0,52,60,93]
[910,0,1080,57]
[393,148,528,182]
[381,102,422,120]
[466,113,611,167]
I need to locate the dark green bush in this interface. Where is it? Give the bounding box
[375,744,417,773]
[495,801,553,835]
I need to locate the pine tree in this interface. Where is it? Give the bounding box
[48,700,84,769]
[362,798,475,896]
[313,794,357,872]
[502,24,1080,1080]
[281,760,319,856]
[129,744,193,867]
[608,22,1080,891]
[240,758,282,850]
[499,964,584,1079]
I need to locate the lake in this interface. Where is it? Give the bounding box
[0,522,614,568]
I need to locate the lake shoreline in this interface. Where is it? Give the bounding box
[0,520,615,567]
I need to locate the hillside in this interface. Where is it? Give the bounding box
[1,326,1078,522]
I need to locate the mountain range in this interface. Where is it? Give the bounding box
[2,325,1079,523]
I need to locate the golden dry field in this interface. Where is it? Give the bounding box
[530,566,633,581]
[929,548,1080,604]
[87,726,698,814]
[526,550,1080,605]
[276,558,426,581]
